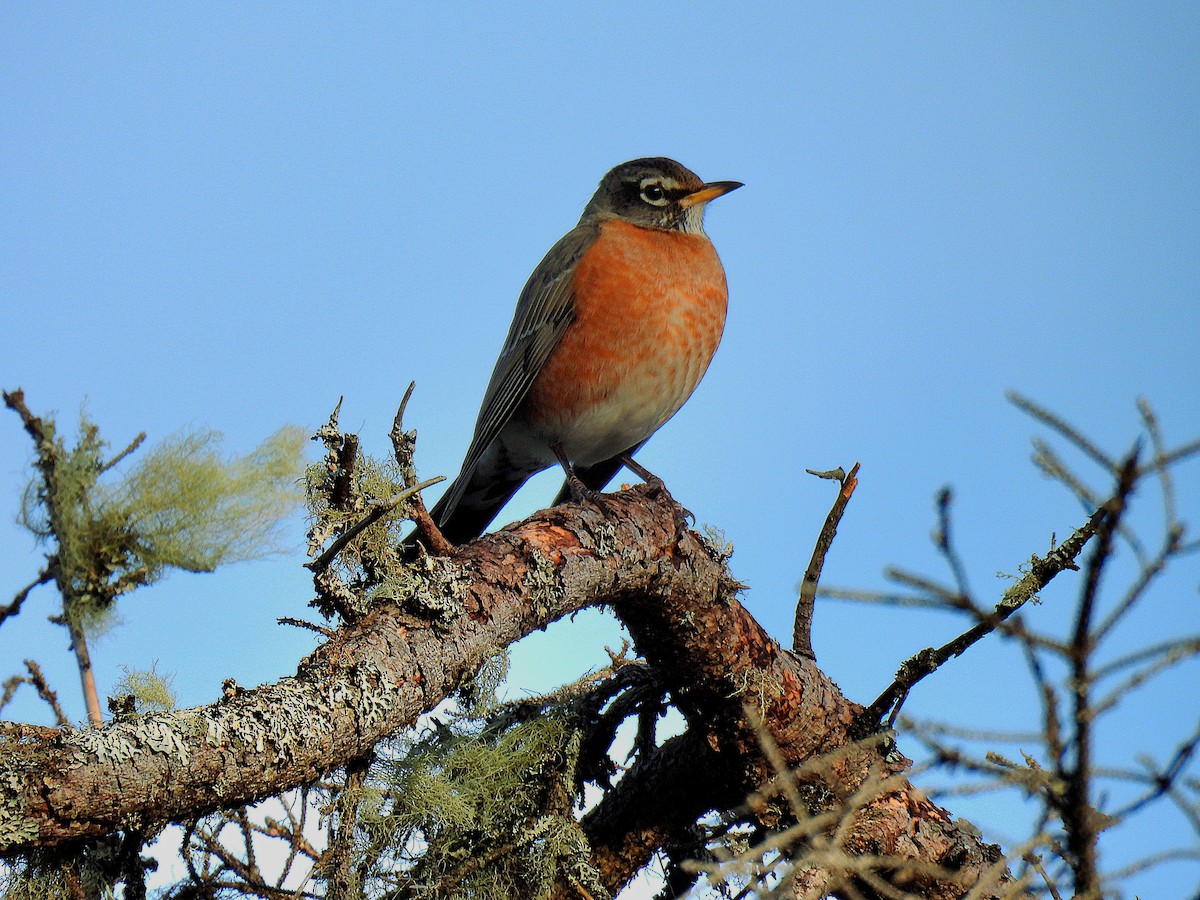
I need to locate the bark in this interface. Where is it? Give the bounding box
[0,485,1023,898]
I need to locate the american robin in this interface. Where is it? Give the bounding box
[427,157,741,545]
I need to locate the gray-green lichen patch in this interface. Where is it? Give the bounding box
[383,553,470,622]
[334,662,400,734]
[202,664,401,765]
[204,678,335,763]
[590,519,620,556]
[524,549,564,620]
[69,712,193,767]
[0,765,39,848]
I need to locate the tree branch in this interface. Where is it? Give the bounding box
[0,485,703,851]
[1,569,53,628]
[1,485,1032,897]
[862,496,1117,727]
[793,463,859,659]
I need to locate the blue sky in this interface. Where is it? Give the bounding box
[2,4,1198,895]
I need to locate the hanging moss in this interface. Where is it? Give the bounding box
[112,425,307,572]
[354,710,606,899]
[0,844,121,900]
[111,663,176,713]
[17,410,306,634]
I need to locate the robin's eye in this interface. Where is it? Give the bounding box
[639,183,668,206]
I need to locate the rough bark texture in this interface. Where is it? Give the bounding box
[0,485,1017,897]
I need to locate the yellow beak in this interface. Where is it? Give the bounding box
[679,180,744,209]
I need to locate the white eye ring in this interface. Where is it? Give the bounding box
[639,181,669,206]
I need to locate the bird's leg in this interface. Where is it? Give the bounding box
[618,453,665,493]
[552,442,607,505]
[617,453,694,535]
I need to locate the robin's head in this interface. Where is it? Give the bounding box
[580,158,742,233]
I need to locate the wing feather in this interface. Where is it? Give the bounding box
[437,221,599,515]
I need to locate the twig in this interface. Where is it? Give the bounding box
[884,568,971,608]
[793,463,859,659]
[1109,718,1200,820]
[277,617,336,639]
[66,615,104,727]
[746,704,808,821]
[3,388,48,446]
[390,383,455,556]
[1008,391,1116,472]
[1022,636,1066,771]
[1023,851,1064,900]
[1137,399,1176,529]
[816,586,944,609]
[5,389,106,727]
[1061,445,1138,898]
[1031,437,1149,567]
[898,716,1045,746]
[1141,435,1200,473]
[1091,637,1200,719]
[1091,635,1200,684]
[304,477,444,573]
[1093,528,1181,647]
[1,568,53,627]
[322,751,373,898]
[933,487,972,600]
[23,659,70,728]
[99,432,147,473]
[862,497,1117,727]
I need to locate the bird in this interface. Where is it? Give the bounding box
[424,157,741,546]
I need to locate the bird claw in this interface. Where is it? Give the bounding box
[662,488,695,541]
[567,473,609,508]
[618,454,693,539]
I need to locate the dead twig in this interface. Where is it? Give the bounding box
[23,659,70,728]
[793,463,859,659]
[390,382,455,556]
[862,497,1117,728]
[304,477,443,574]
[2,568,54,627]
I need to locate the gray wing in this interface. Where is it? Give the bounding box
[437,220,599,515]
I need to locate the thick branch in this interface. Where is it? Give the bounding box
[603,515,1020,899]
[580,729,740,890]
[0,486,710,851]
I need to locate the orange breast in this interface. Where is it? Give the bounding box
[520,218,728,463]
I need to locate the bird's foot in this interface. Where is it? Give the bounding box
[554,442,611,511]
[617,454,694,538]
[566,470,608,506]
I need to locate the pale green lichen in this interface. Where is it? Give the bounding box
[591,519,619,556]
[18,412,305,636]
[380,553,469,622]
[68,712,193,767]
[112,663,177,713]
[0,767,39,848]
[364,710,605,898]
[303,440,417,622]
[456,649,510,718]
[700,524,734,564]
[524,550,563,620]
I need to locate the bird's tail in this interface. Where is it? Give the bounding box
[412,444,645,550]
[426,467,528,546]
